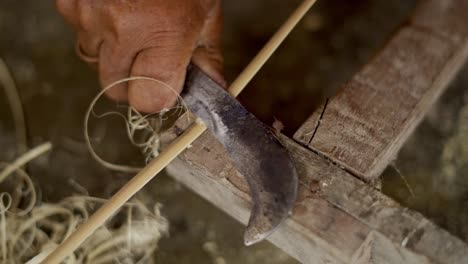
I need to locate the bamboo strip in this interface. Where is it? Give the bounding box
[43,0,317,263]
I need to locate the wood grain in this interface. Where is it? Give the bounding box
[293,0,468,179]
[163,0,468,263]
[163,118,468,264]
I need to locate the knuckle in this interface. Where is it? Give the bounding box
[105,3,128,24]
[161,2,205,32]
[144,30,186,47]
[131,29,195,59]
[100,3,133,35]
[76,4,96,31]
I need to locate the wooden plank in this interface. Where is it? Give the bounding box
[161,119,468,263]
[411,0,468,46]
[293,0,468,179]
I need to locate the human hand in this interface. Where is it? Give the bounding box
[56,0,224,112]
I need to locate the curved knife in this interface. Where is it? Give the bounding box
[182,65,298,246]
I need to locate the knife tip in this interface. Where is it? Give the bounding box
[243,224,276,246]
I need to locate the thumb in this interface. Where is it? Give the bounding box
[192,0,225,87]
[129,1,224,113]
[192,46,225,88]
[128,34,195,113]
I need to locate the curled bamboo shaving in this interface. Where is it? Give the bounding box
[0,142,51,183]
[84,77,190,173]
[0,146,168,263]
[0,58,27,154]
[0,153,169,263]
[0,58,169,263]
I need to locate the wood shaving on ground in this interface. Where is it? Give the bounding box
[0,58,170,263]
[0,143,169,264]
[272,117,284,137]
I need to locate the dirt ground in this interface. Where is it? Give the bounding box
[0,0,466,263]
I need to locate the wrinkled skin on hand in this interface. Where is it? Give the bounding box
[56,0,224,113]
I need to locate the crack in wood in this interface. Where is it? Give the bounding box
[307,98,329,145]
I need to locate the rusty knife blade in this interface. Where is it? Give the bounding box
[182,65,298,246]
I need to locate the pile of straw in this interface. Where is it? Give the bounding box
[0,58,170,263]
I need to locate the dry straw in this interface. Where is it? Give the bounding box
[0,58,27,154]
[0,59,168,263]
[84,76,190,173]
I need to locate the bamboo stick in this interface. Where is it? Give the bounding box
[43,0,317,262]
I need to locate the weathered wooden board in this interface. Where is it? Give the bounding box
[162,121,468,264]
[160,0,468,262]
[293,0,468,179]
